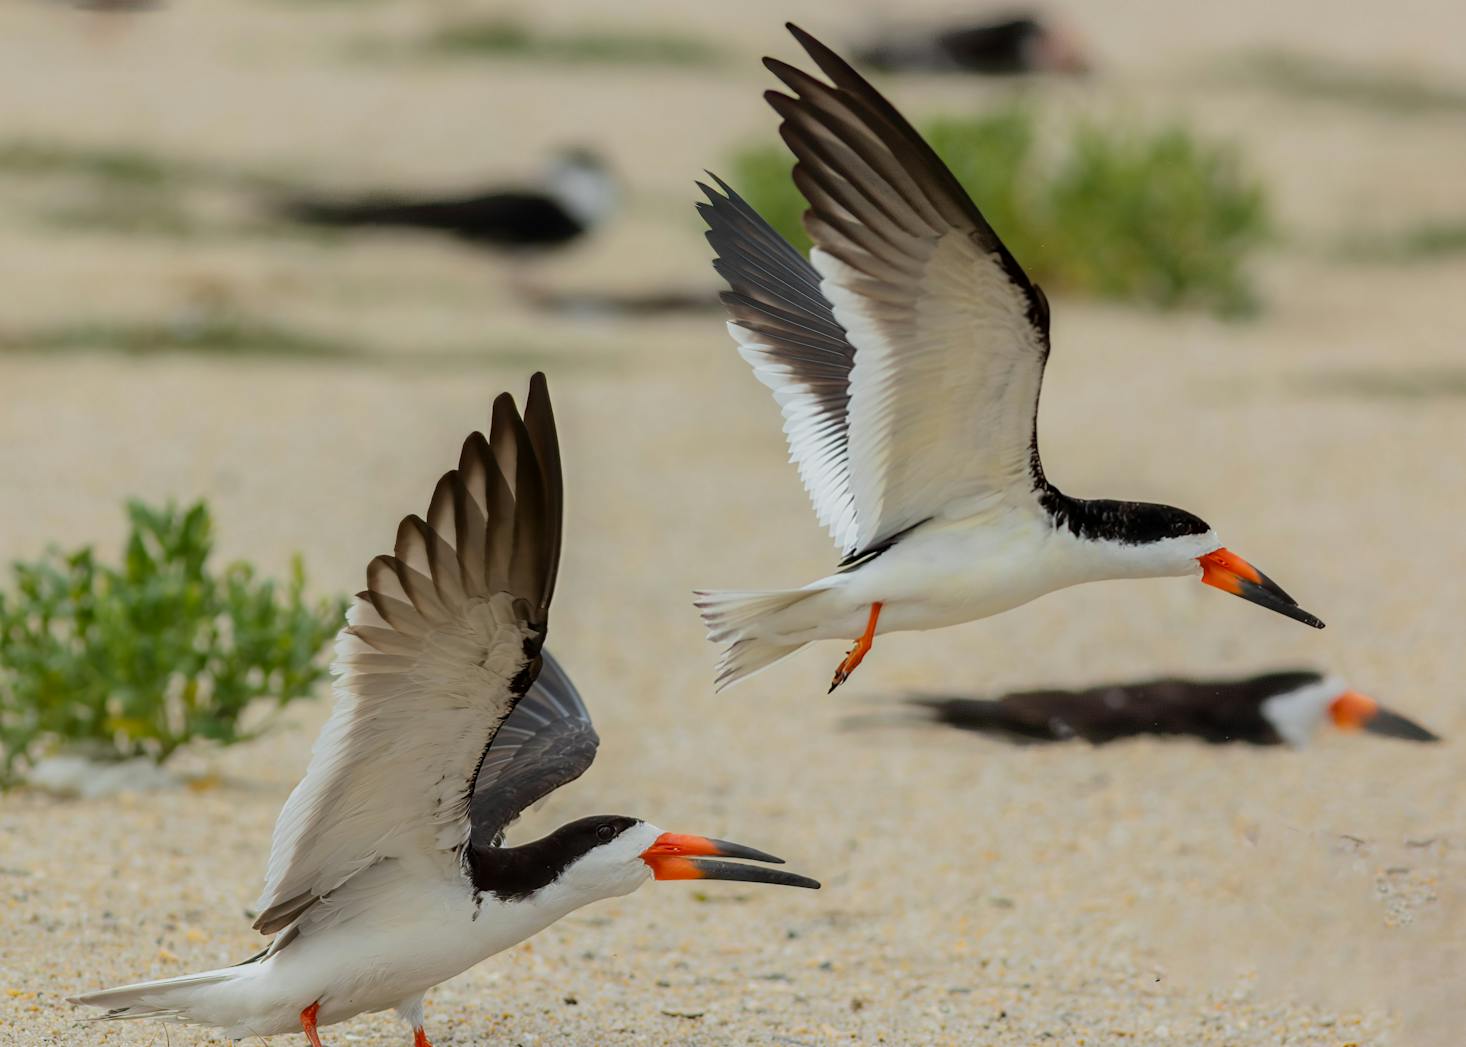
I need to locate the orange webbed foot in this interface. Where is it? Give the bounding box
[828,602,882,694]
[301,1001,324,1047]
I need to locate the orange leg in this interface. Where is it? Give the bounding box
[300,1001,324,1047]
[829,602,882,693]
[413,1027,434,1047]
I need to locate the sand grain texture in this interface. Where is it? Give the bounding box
[1,1,1463,1044]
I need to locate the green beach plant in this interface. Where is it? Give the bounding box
[1234,49,1466,116]
[0,500,345,784]
[414,18,721,67]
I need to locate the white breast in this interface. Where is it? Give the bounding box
[840,508,1066,631]
[209,862,583,1037]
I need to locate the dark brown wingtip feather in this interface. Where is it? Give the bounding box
[785,23,860,83]
[762,86,796,112]
[358,376,563,659]
[488,391,522,496]
[527,370,550,404]
[505,407,547,617]
[521,373,562,618]
[426,471,456,537]
[764,19,1048,332]
[458,429,492,479]
[483,403,522,596]
[252,891,316,935]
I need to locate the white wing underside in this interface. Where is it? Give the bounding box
[249,378,562,937]
[730,318,860,553]
[255,593,533,922]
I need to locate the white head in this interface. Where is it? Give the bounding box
[554,818,661,901]
[1081,528,1224,581]
[524,816,820,910]
[544,148,617,229]
[1260,676,1440,747]
[1048,496,1324,629]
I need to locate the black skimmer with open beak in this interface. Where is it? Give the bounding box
[906,670,1440,747]
[281,148,616,252]
[693,25,1324,694]
[70,375,817,1045]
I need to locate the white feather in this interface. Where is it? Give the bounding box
[813,234,1046,554]
[253,591,533,925]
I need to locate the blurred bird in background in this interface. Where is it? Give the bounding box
[694,26,1320,695]
[280,147,615,254]
[854,11,1089,76]
[899,670,1441,747]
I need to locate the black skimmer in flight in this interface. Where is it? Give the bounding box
[905,670,1440,747]
[281,148,615,252]
[70,375,818,1045]
[694,25,1323,694]
[854,13,1089,76]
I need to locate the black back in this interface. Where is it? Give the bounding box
[914,670,1326,746]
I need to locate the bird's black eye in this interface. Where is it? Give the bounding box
[596,823,616,843]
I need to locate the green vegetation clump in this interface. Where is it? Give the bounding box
[729,107,1269,316]
[419,18,720,67]
[921,110,1038,264]
[0,311,356,360]
[0,501,345,783]
[729,146,816,255]
[1337,219,1466,263]
[1042,125,1266,312]
[0,136,300,242]
[1236,49,1466,115]
[0,141,182,186]
[0,139,284,192]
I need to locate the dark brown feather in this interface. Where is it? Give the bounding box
[772,24,1049,332]
[521,372,563,618]
[269,375,565,935]
[253,891,317,937]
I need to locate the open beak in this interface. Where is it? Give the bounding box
[1331,690,1441,742]
[640,833,820,889]
[1198,548,1325,629]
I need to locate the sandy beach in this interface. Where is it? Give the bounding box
[2,1,1464,1043]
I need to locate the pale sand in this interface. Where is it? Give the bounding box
[1,1,1464,1044]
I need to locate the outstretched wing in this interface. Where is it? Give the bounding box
[467,648,599,847]
[719,25,1053,558]
[698,175,862,555]
[251,374,562,935]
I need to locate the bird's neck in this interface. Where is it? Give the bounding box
[466,833,583,902]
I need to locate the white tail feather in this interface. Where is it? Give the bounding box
[694,588,816,691]
[69,965,248,1024]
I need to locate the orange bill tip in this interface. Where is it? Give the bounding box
[1329,690,1379,730]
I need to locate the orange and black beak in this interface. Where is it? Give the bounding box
[1198,548,1325,629]
[640,833,820,889]
[1330,690,1440,742]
